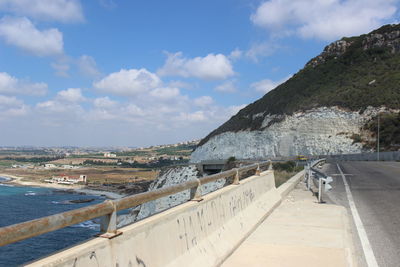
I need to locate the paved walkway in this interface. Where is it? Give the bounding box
[222,182,357,267]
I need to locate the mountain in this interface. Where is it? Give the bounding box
[191,24,400,162]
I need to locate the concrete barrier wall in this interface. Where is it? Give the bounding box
[27,170,281,267]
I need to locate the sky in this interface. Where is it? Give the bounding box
[0,0,399,147]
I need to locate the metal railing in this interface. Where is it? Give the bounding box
[304,159,332,203]
[0,161,270,247]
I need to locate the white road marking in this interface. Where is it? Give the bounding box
[337,163,379,267]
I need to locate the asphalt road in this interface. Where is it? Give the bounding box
[322,161,400,267]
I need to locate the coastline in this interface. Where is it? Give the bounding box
[0,173,124,199]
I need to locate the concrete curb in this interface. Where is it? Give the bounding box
[276,170,305,198]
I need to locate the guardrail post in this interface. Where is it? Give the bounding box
[233,169,240,185]
[307,165,311,190]
[304,163,309,189]
[268,160,273,170]
[255,163,261,176]
[190,178,203,202]
[99,200,122,239]
[318,178,323,203]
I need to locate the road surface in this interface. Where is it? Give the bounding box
[322,161,400,267]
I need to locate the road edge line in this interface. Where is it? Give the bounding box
[337,163,379,267]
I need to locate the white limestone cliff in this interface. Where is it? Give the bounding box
[190,107,382,163]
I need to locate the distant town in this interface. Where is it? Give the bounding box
[0,139,200,193]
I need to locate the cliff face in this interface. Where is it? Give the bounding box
[117,165,226,226]
[191,107,376,162]
[191,24,400,162]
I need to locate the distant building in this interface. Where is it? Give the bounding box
[104,152,117,158]
[44,163,57,169]
[62,165,74,169]
[45,175,87,185]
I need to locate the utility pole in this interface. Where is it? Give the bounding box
[377,113,380,161]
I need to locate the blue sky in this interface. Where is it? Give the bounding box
[0,0,398,147]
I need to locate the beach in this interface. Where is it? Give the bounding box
[0,173,124,199]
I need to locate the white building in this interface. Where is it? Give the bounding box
[44,163,57,169]
[45,175,87,185]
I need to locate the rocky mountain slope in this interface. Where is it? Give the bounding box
[191,24,400,162]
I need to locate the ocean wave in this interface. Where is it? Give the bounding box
[0,183,14,187]
[24,191,37,196]
[71,220,99,230]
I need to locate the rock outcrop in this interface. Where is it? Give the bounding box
[117,165,226,226]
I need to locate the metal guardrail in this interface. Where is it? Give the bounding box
[304,159,333,203]
[0,161,270,247]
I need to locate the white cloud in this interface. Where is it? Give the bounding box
[194,96,214,107]
[36,100,83,115]
[36,100,62,112]
[229,48,242,60]
[0,94,28,119]
[0,0,84,23]
[57,88,85,102]
[3,105,28,116]
[251,75,292,94]
[93,96,117,108]
[0,16,63,56]
[175,111,207,122]
[0,72,47,95]
[99,0,116,9]
[168,80,194,90]
[215,80,237,93]
[0,95,22,106]
[94,68,162,96]
[77,55,100,78]
[251,0,398,40]
[0,65,248,146]
[246,42,279,62]
[158,52,235,80]
[149,87,180,100]
[124,104,145,117]
[51,60,70,77]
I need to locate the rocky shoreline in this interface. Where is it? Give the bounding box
[0,173,125,199]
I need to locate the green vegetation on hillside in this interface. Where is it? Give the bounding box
[273,161,303,187]
[3,156,64,163]
[83,158,188,168]
[153,144,196,156]
[116,144,195,157]
[363,113,400,150]
[199,24,400,146]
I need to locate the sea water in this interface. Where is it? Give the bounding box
[0,177,105,266]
